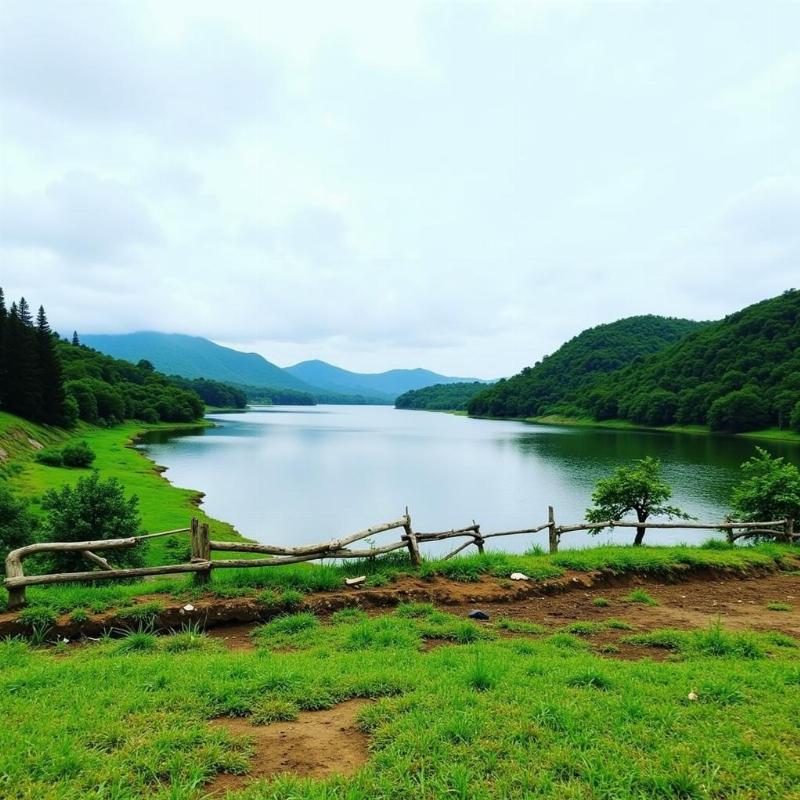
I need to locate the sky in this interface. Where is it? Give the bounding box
[1,0,798,379]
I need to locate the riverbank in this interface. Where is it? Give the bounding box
[0,411,247,564]
[474,412,800,444]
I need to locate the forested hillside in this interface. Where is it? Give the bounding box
[580,290,800,432]
[395,382,490,411]
[0,288,209,427]
[468,316,704,419]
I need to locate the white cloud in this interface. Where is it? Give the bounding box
[1,0,798,376]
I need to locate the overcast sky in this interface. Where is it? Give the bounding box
[1,0,798,378]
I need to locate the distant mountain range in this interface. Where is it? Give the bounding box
[79,332,482,403]
[285,359,482,402]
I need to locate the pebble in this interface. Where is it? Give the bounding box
[468,610,490,620]
[510,572,529,581]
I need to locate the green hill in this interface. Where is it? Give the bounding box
[395,381,492,411]
[81,332,315,392]
[286,359,483,402]
[581,290,800,433]
[468,315,705,419]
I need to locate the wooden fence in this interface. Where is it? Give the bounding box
[3,509,794,609]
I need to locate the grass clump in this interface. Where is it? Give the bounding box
[623,588,659,606]
[17,606,57,628]
[564,621,604,636]
[566,670,613,690]
[606,618,633,630]
[345,617,420,651]
[766,602,792,612]
[495,617,548,635]
[68,608,88,624]
[592,597,611,607]
[116,601,164,627]
[250,698,300,725]
[331,607,367,624]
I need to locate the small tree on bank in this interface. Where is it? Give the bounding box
[731,448,800,533]
[41,472,145,573]
[0,484,37,561]
[586,457,690,545]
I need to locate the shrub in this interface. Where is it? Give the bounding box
[61,441,96,467]
[41,473,144,573]
[35,448,64,467]
[0,483,37,560]
[731,448,800,527]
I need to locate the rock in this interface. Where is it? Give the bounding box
[510,572,529,581]
[687,690,698,701]
[345,576,366,587]
[181,604,195,613]
[468,610,490,620]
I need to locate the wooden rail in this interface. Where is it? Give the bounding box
[3,510,794,609]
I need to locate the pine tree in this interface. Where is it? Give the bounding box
[36,306,66,425]
[72,331,80,346]
[4,298,42,419]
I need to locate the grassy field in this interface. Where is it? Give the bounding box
[2,599,799,799]
[0,411,244,564]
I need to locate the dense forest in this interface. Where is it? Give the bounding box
[395,381,490,411]
[235,384,316,406]
[468,315,704,419]
[0,287,211,427]
[579,290,800,433]
[169,376,248,409]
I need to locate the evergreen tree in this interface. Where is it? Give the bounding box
[36,305,66,425]
[72,330,80,346]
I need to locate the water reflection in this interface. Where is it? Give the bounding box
[139,406,799,553]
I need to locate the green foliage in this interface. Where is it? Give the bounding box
[40,472,145,573]
[592,597,610,607]
[708,389,770,432]
[34,447,64,467]
[60,440,96,467]
[0,482,36,559]
[17,605,57,628]
[586,457,690,544]
[584,290,800,430]
[395,381,491,411]
[468,315,703,418]
[731,447,800,525]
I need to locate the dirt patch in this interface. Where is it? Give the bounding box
[206,623,257,651]
[206,699,371,794]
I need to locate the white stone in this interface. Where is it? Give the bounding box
[345,576,366,586]
[183,604,195,612]
[510,572,530,581]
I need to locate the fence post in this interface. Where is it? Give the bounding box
[403,507,422,568]
[548,506,558,554]
[473,522,485,554]
[190,518,212,586]
[787,517,795,544]
[5,555,26,610]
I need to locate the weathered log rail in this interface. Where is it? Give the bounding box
[3,509,795,608]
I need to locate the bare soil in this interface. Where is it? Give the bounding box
[206,699,371,794]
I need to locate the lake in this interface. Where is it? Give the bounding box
[139,405,800,554]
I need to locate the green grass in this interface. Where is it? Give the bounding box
[0,411,244,565]
[766,602,792,612]
[622,589,659,606]
[4,609,798,799]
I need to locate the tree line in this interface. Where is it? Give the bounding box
[0,287,218,427]
[395,381,491,411]
[468,291,800,434]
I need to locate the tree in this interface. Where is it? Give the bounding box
[0,484,37,561]
[71,331,80,346]
[708,389,770,433]
[61,440,96,467]
[586,457,690,545]
[36,306,67,425]
[731,448,800,530]
[40,472,145,573]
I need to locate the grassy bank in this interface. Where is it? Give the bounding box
[3,541,794,617]
[2,595,799,799]
[0,411,245,564]
[508,413,800,443]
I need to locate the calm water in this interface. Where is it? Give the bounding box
[139,406,800,553]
